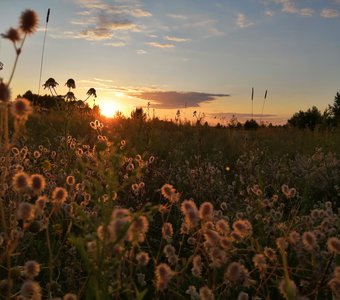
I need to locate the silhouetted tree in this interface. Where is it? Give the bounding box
[288,106,322,130]
[328,91,340,126]
[244,119,259,130]
[131,107,147,122]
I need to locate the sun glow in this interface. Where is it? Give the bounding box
[99,101,116,118]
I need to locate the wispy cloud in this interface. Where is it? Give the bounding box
[69,0,150,42]
[104,41,126,47]
[167,14,189,20]
[271,0,314,16]
[148,42,175,49]
[236,13,254,28]
[299,8,314,16]
[136,49,147,55]
[130,90,230,109]
[320,8,340,18]
[165,36,190,42]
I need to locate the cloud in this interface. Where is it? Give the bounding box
[70,0,149,42]
[321,9,340,18]
[265,10,275,17]
[167,14,189,20]
[130,91,230,109]
[183,18,224,37]
[165,36,190,42]
[236,13,254,28]
[271,0,314,16]
[148,42,175,49]
[299,8,314,16]
[104,41,126,47]
[136,49,147,54]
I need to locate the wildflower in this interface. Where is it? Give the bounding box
[12,171,31,193]
[327,237,340,254]
[220,237,232,249]
[63,294,77,300]
[35,196,48,213]
[199,202,214,220]
[208,247,226,267]
[136,251,150,266]
[20,280,41,300]
[180,222,190,234]
[186,286,198,297]
[204,229,221,247]
[328,277,340,298]
[86,88,97,98]
[149,156,155,163]
[163,244,176,257]
[161,184,179,203]
[130,216,149,242]
[20,10,39,34]
[1,27,21,43]
[302,231,317,251]
[66,175,75,186]
[192,255,202,277]
[30,174,46,194]
[187,237,196,245]
[11,98,33,119]
[33,151,41,159]
[276,237,288,251]
[237,292,249,300]
[199,286,214,300]
[288,231,300,245]
[253,254,267,272]
[168,255,178,265]
[52,187,68,204]
[181,199,199,228]
[162,222,174,240]
[216,219,230,235]
[65,79,76,89]
[232,220,252,238]
[155,263,174,291]
[24,261,40,279]
[264,247,277,261]
[225,262,244,283]
[17,202,35,221]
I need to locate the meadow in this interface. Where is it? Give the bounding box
[1,9,340,300]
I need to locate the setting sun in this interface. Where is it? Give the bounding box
[99,101,116,118]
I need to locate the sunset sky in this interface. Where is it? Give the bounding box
[1,0,340,124]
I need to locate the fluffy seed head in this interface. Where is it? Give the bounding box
[12,171,31,193]
[225,262,244,283]
[20,280,41,300]
[1,27,21,43]
[24,261,40,279]
[204,229,221,247]
[327,237,340,254]
[20,10,39,34]
[17,202,35,221]
[52,187,68,204]
[11,98,33,119]
[181,199,199,228]
[253,254,267,272]
[136,251,150,266]
[264,247,277,261]
[216,219,230,235]
[162,222,174,240]
[66,176,75,186]
[232,220,252,238]
[63,293,77,300]
[30,174,46,194]
[163,244,176,257]
[155,263,174,291]
[302,231,317,252]
[199,286,214,300]
[199,202,214,220]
